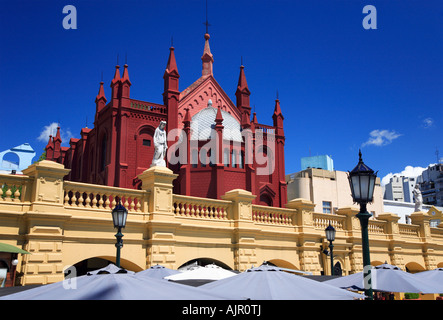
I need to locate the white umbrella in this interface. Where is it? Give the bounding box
[135,264,180,280]
[200,264,364,300]
[0,273,242,300]
[165,264,236,281]
[414,267,443,292]
[324,263,442,293]
[86,263,135,275]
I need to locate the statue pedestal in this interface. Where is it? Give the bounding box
[410,211,431,239]
[137,166,177,218]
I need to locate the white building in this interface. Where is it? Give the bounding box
[418,164,443,206]
[286,168,383,216]
[383,199,443,226]
[384,175,417,203]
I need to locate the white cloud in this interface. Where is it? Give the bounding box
[381,165,427,186]
[37,122,73,145]
[362,129,402,147]
[422,117,434,129]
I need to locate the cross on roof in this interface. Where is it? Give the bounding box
[203,0,211,34]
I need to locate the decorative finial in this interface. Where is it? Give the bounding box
[358,149,363,162]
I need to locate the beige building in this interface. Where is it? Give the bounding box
[1,161,443,291]
[286,168,383,217]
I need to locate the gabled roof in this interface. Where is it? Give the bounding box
[178,75,240,128]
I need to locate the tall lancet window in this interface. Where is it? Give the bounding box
[231,150,237,168]
[100,134,107,172]
[224,149,230,167]
[239,151,244,169]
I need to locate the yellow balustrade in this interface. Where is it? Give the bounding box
[1,162,443,287]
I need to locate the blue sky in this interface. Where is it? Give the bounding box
[1,0,442,184]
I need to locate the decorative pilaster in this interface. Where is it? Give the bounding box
[285,198,315,228]
[335,207,361,235]
[377,212,400,237]
[410,211,432,240]
[138,166,178,269]
[22,160,71,212]
[222,189,256,271]
[138,166,178,220]
[20,160,71,285]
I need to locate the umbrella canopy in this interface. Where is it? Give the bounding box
[86,263,135,275]
[414,268,443,292]
[324,263,442,293]
[200,264,364,300]
[0,273,242,300]
[0,243,30,254]
[165,264,236,281]
[135,264,180,280]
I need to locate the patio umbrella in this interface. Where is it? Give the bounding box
[0,273,242,300]
[86,263,135,275]
[324,263,442,293]
[200,264,364,300]
[414,268,443,292]
[165,264,236,281]
[135,264,180,280]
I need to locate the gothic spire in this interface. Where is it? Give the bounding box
[165,46,179,75]
[215,105,224,125]
[201,33,214,77]
[236,64,250,95]
[121,64,131,85]
[95,81,107,103]
[112,64,121,84]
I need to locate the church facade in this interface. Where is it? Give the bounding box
[45,33,287,207]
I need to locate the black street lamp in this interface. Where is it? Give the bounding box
[348,150,377,300]
[111,201,128,268]
[325,222,336,276]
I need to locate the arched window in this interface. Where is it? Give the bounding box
[334,262,343,276]
[100,134,107,172]
[231,150,237,168]
[200,148,207,167]
[259,193,273,206]
[208,149,215,167]
[239,151,244,169]
[223,149,229,167]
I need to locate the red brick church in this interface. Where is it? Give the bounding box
[46,32,287,207]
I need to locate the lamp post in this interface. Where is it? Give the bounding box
[111,201,128,268]
[325,222,336,276]
[348,150,377,300]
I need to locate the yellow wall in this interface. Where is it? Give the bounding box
[1,160,443,285]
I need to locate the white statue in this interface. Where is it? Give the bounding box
[151,121,167,167]
[413,184,423,212]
